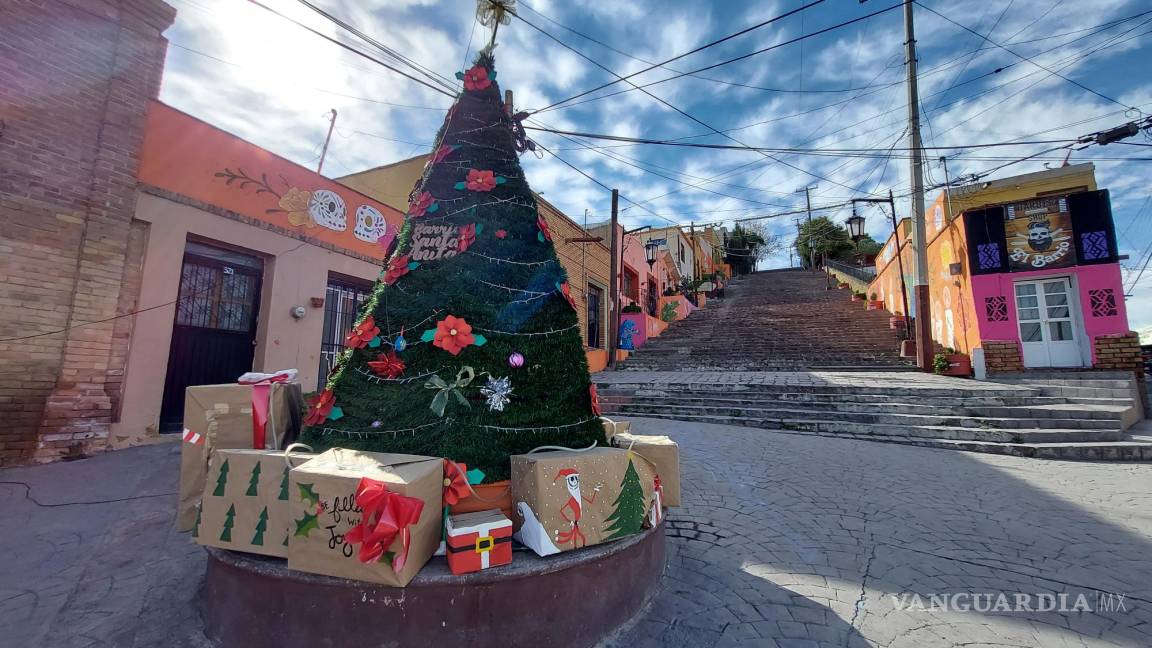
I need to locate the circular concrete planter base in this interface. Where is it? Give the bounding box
[203,522,666,648]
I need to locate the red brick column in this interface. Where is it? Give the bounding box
[0,0,175,464]
[981,340,1024,375]
[1092,332,1148,414]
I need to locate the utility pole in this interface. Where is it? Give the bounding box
[607,189,620,370]
[317,109,337,175]
[803,186,815,271]
[903,1,932,371]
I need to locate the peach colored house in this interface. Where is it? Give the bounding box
[111,102,404,447]
[870,164,1132,374]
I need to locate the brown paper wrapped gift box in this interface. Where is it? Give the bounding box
[196,448,297,558]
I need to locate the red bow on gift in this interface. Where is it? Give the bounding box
[345,478,425,571]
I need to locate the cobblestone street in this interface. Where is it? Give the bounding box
[3,419,1152,647]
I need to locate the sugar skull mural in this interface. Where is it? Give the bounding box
[308,189,346,231]
[354,205,390,244]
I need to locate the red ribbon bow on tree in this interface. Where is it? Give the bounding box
[344,477,425,571]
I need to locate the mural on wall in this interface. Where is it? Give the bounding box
[215,168,395,249]
[138,103,404,260]
[1004,196,1075,271]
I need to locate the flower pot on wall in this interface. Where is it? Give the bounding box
[934,353,972,377]
[866,300,885,311]
[851,294,865,302]
[837,282,850,289]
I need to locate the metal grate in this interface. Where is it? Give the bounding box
[318,279,373,390]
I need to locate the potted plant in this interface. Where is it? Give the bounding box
[837,281,850,290]
[866,292,884,311]
[851,291,866,302]
[932,347,972,377]
[621,303,643,314]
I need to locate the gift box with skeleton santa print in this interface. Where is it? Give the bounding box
[510,447,658,557]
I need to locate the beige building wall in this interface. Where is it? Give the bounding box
[109,192,380,448]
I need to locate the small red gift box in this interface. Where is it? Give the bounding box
[445,509,513,575]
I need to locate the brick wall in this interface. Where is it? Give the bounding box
[1093,332,1149,417]
[981,340,1024,374]
[538,201,611,350]
[0,0,176,464]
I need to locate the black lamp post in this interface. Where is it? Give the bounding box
[846,210,865,248]
[644,239,659,268]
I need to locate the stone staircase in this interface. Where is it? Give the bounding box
[597,268,1150,460]
[620,269,912,371]
[597,371,1152,460]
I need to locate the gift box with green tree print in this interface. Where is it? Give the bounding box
[195,448,300,558]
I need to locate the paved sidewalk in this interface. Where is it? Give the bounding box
[4,420,1152,647]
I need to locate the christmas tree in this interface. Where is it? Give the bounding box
[220,504,235,542]
[604,455,645,540]
[212,459,229,496]
[252,506,268,546]
[246,461,261,496]
[299,45,603,481]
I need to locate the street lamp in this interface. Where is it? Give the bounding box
[846,210,865,246]
[644,239,659,267]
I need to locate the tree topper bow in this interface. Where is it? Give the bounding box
[425,367,476,417]
[477,0,515,46]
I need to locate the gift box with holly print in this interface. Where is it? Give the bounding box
[287,448,442,587]
[445,509,513,575]
[195,448,304,558]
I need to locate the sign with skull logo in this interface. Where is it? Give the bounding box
[1004,196,1075,271]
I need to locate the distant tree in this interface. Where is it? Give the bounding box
[796,217,854,268]
[725,224,784,275]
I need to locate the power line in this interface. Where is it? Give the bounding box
[246,0,456,98]
[533,0,829,113]
[914,0,1136,111]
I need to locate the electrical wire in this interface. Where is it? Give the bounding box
[915,0,1137,112]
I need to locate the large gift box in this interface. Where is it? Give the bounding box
[600,418,630,444]
[511,447,658,557]
[176,380,303,531]
[445,509,513,575]
[612,432,680,507]
[287,449,442,587]
[195,448,304,557]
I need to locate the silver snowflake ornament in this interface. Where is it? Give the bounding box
[481,376,513,412]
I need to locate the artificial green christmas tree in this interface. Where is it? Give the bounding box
[604,455,646,539]
[246,461,261,496]
[220,504,235,542]
[299,46,603,481]
[212,459,229,496]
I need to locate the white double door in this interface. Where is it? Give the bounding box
[1013,277,1083,368]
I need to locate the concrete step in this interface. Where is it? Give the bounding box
[599,394,1128,421]
[601,411,1125,444]
[601,402,1122,433]
[599,388,1132,410]
[595,380,1036,399]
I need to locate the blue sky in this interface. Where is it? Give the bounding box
[160,0,1152,331]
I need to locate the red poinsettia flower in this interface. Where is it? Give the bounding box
[383,254,411,285]
[457,223,477,252]
[366,351,405,379]
[560,282,577,310]
[305,389,336,426]
[465,169,497,192]
[344,315,379,349]
[431,144,455,164]
[443,460,471,507]
[433,315,475,356]
[589,384,602,416]
[537,214,552,241]
[409,191,435,217]
[463,65,492,91]
[495,229,507,239]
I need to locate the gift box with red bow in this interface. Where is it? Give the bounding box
[286,448,442,587]
[445,509,513,575]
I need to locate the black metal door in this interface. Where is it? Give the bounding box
[586,284,603,348]
[318,276,373,391]
[159,242,263,432]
